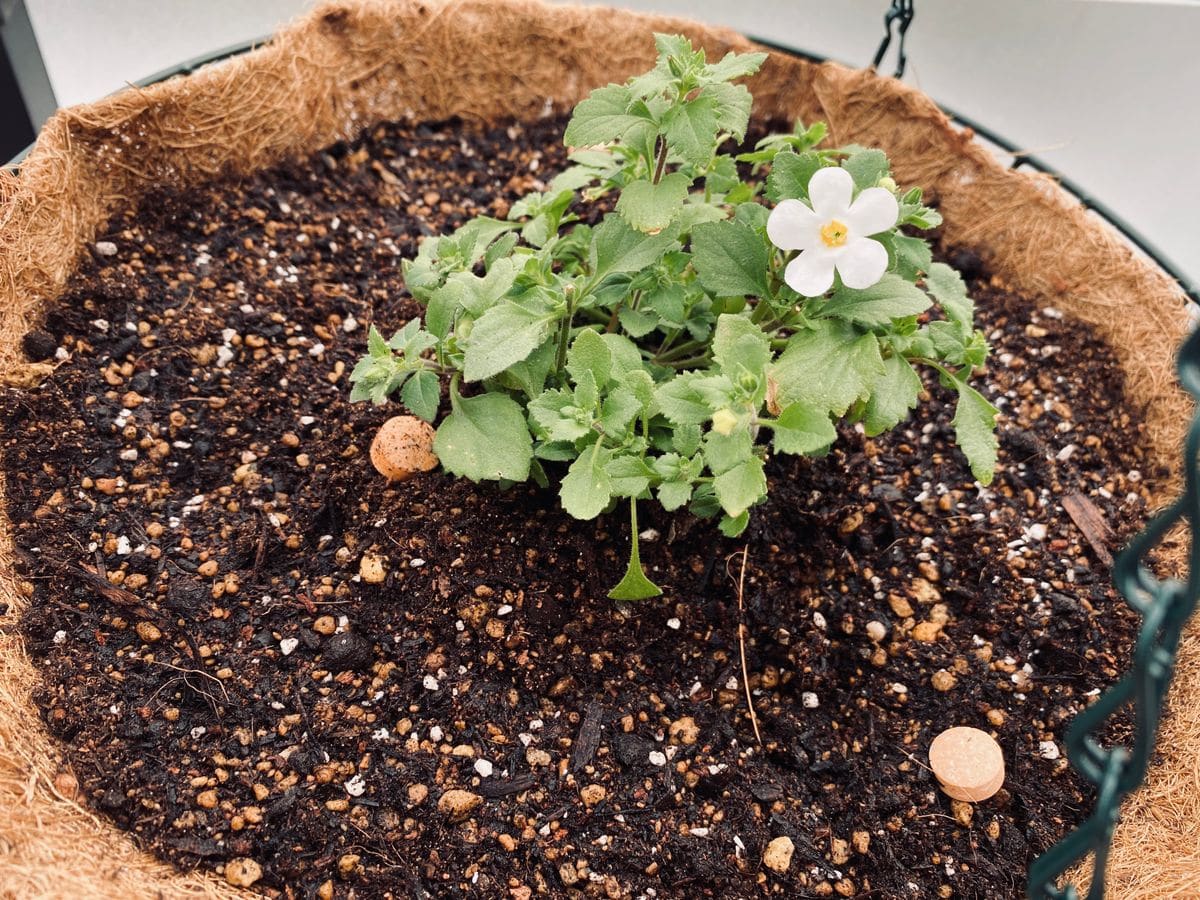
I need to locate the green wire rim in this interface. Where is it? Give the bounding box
[5,27,1199,900]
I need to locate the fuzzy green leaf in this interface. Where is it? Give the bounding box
[463,297,561,382]
[662,93,721,167]
[567,328,612,389]
[771,403,837,455]
[400,369,441,422]
[924,262,975,330]
[843,149,890,191]
[691,219,771,298]
[435,393,532,482]
[560,443,614,520]
[589,214,680,281]
[766,151,822,203]
[770,320,885,416]
[704,50,768,83]
[950,378,999,485]
[820,275,932,328]
[564,84,642,147]
[655,373,714,425]
[608,500,661,601]
[616,172,691,234]
[863,354,923,436]
[714,458,766,517]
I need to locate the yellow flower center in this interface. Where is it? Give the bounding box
[820,219,849,248]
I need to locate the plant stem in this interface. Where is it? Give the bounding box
[666,352,712,369]
[554,300,576,374]
[655,338,705,363]
[652,136,669,185]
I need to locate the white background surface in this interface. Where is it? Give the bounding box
[22,0,1200,289]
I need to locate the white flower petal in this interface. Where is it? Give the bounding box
[807,167,854,219]
[784,249,838,297]
[845,187,900,236]
[767,199,822,251]
[835,238,889,290]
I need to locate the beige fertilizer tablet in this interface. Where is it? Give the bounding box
[928,726,1006,802]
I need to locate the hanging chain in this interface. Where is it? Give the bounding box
[1028,323,1200,897]
[871,0,915,78]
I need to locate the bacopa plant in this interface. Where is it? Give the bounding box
[350,34,997,600]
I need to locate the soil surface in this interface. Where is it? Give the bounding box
[1,115,1155,899]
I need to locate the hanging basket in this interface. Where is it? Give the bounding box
[0,1,1194,896]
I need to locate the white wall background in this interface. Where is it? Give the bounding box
[22,0,1200,289]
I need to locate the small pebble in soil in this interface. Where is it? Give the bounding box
[224,858,263,888]
[321,632,372,671]
[763,836,795,874]
[358,552,387,584]
[21,330,57,362]
[437,789,483,823]
[93,241,118,257]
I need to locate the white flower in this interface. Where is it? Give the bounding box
[766,166,899,296]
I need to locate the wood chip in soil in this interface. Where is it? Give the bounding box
[0,115,1155,899]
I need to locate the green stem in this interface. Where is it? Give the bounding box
[666,352,712,369]
[554,300,576,374]
[655,339,705,363]
[652,136,669,185]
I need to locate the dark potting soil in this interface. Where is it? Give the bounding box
[0,115,1154,900]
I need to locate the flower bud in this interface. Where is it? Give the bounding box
[878,175,898,193]
[711,408,740,436]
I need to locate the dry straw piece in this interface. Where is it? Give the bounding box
[0,0,1195,895]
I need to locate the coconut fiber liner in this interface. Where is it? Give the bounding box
[0,0,1195,896]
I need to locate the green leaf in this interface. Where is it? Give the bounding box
[607,453,654,497]
[608,500,662,601]
[843,149,890,191]
[656,373,715,425]
[560,443,614,520]
[463,296,561,382]
[819,275,932,328]
[435,392,532,482]
[672,423,702,456]
[367,325,390,359]
[704,50,768,83]
[616,172,691,234]
[770,320,885,416]
[567,328,612,389]
[950,377,999,485]
[658,480,693,511]
[714,458,766,517]
[618,306,659,338]
[500,339,556,399]
[564,84,642,147]
[924,262,975,330]
[691,219,771,298]
[863,354,922,436]
[662,93,721,167]
[771,403,837,455]
[712,314,770,375]
[703,429,753,475]
[528,389,591,442]
[704,81,754,142]
[589,214,680,281]
[718,510,750,537]
[766,151,822,203]
[600,388,642,436]
[879,232,933,281]
[400,369,441,422]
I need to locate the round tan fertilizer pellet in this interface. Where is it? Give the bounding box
[370,416,438,482]
[928,726,1005,802]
